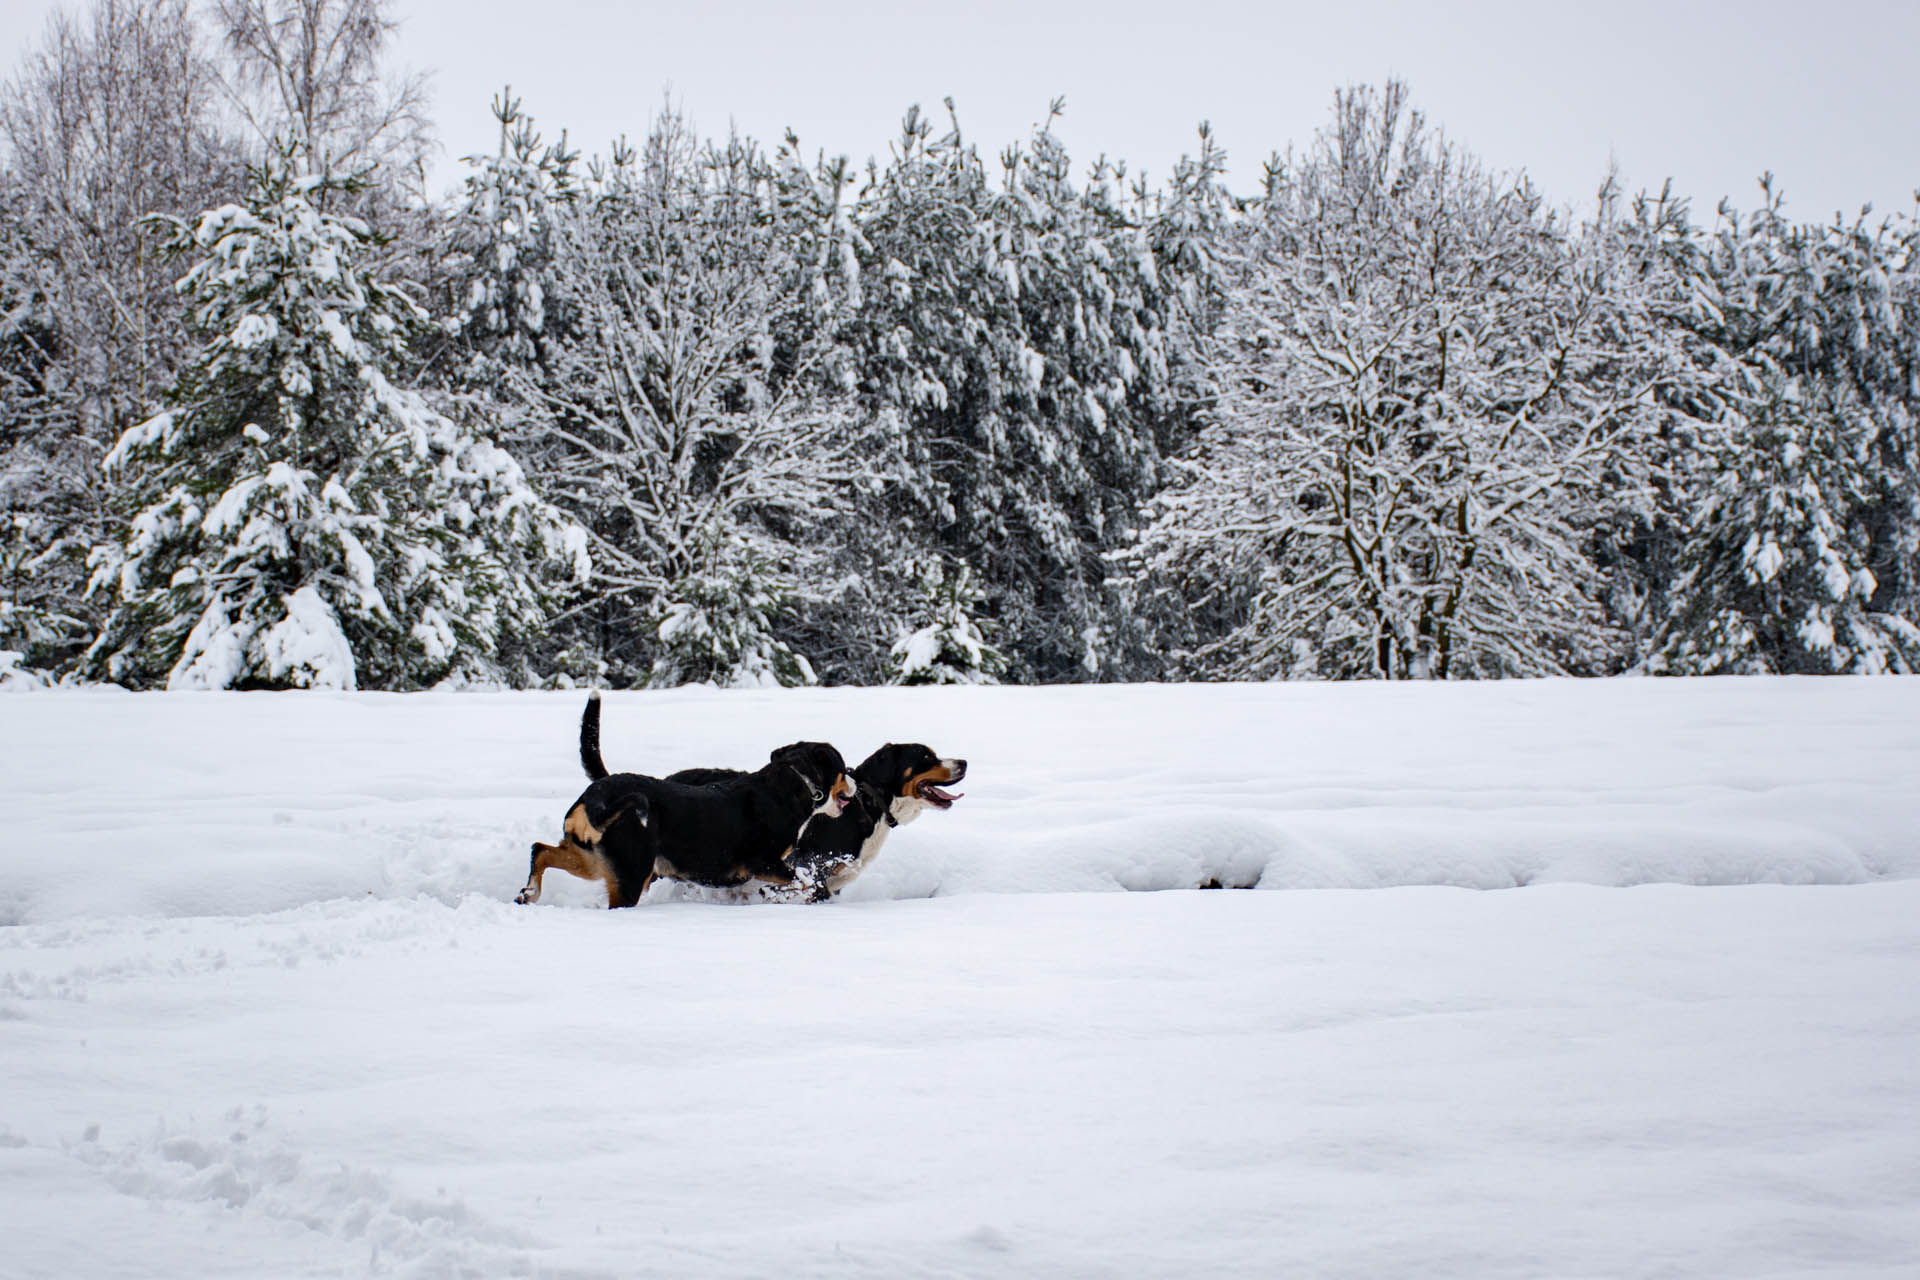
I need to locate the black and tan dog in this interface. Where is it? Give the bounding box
[671,743,966,901]
[516,693,854,908]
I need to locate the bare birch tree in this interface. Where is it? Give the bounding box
[0,0,245,671]
[211,0,433,193]
[1,0,242,433]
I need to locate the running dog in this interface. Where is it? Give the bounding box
[516,693,854,908]
[671,742,966,900]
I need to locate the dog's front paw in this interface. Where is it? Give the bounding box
[513,887,539,905]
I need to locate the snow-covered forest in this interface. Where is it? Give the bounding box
[5,0,1918,691]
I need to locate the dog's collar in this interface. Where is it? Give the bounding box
[884,803,899,828]
[790,766,823,805]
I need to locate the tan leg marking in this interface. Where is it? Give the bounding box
[519,839,618,907]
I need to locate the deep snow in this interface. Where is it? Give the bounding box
[4,677,1919,924]
[3,679,1919,1277]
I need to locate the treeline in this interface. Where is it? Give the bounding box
[3,1,1917,690]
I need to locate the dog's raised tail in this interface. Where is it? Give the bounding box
[580,690,609,780]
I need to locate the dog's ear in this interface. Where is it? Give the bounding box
[770,742,845,778]
[806,740,844,782]
[880,744,915,783]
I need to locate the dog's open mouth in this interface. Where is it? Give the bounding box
[915,764,966,808]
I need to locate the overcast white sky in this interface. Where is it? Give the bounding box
[5,0,1918,221]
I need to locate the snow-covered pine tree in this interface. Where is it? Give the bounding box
[84,159,587,690]
[650,539,817,689]
[743,134,923,686]
[415,92,586,678]
[1113,123,1240,669]
[1145,121,1237,432]
[849,101,1186,681]
[886,558,1005,685]
[1128,83,1664,680]
[1650,181,1920,674]
[427,89,586,581]
[521,110,858,688]
[439,91,577,405]
[1877,211,1920,629]
[1573,181,1715,667]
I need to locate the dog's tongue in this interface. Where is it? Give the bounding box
[926,786,962,803]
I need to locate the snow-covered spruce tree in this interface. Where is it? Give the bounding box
[1649,182,1920,674]
[1127,83,1664,680]
[84,160,587,690]
[521,111,859,688]
[886,558,1005,685]
[847,101,1190,681]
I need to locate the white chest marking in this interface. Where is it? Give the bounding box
[825,796,928,893]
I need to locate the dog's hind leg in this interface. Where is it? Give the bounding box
[519,798,649,907]
[516,842,552,904]
[517,840,620,908]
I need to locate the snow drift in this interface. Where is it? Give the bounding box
[2,677,1916,925]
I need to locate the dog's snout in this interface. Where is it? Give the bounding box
[811,773,852,815]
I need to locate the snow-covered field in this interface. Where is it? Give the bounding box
[3,679,1919,1277]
